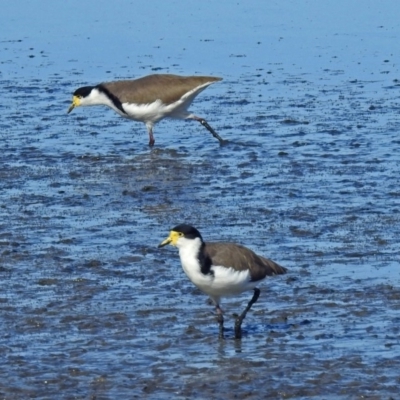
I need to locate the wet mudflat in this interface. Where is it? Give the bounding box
[1,1,400,399]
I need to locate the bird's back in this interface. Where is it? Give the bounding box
[101,74,222,105]
[204,242,287,282]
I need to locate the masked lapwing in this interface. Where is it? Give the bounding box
[67,74,224,146]
[158,224,287,339]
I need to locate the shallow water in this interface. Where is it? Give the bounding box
[1,1,400,398]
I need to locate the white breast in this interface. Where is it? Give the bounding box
[177,237,258,303]
[178,238,213,289]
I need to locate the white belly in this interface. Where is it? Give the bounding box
[181,256,258,300]
[122,99,191,123]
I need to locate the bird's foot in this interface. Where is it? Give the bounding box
[234,318,242,340]
[216,307,225,339]
[196,117,225,143]
[234,288,261,340]
[148,128,155,146]
[219,327,225,340]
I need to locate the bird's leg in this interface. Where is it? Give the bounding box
[192,115,225,144]
[147,126,155,146]
[216,304,225,339]
[234,288,260,339]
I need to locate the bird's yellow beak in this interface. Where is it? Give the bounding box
[67,96,81,114]
[158,231,180,248]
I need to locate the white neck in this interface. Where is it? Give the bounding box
[176,237,206,281]
[80,88,126,116]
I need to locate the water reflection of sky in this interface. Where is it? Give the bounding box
[1,1,400,397]
[2,1,399,80]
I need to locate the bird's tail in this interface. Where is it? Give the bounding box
[260,257,288,275]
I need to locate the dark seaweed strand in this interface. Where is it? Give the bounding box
[96,84,127,115]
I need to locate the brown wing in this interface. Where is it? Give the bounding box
[204,242,287,282]
[101,74,222,105]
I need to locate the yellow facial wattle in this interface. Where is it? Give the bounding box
[158,230,182,247]
[67,95,81,114]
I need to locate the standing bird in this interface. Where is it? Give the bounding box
[67,74,224,146]
[158,224,287,339]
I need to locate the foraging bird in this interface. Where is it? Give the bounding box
[158,224,287,339]
[67,74,224,146]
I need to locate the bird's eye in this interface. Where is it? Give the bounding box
[178,232,184,237]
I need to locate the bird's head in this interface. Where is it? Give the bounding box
[67,86,95,113]
[158,224,203,249]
